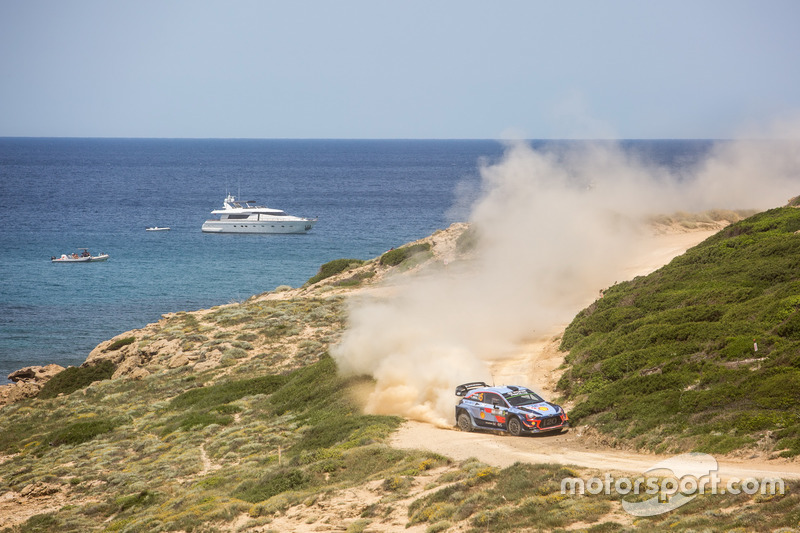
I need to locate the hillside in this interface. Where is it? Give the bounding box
[0,226,467,532]
[558,206,800,458]
[2,215,799,532]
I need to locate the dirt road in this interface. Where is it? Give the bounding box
[390,420,800,481]
[391,226,799,483]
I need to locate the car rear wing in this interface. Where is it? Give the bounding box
[455,382,488,396]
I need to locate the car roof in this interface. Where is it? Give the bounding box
[470,385,531,395]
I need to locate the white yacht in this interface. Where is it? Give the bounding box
[201,194,317,234]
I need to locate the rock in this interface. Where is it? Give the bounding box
[194,349,223,373]
[0,364,66,408]
[112,355,144,379]
[85,337,136,366]
[8,364,65,384]
[19,482,61,498]
[168,352,190,369]
[126,367,151,380]
[0,382,41,407]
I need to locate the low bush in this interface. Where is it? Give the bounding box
[379,243,431,266]
[455,226,479,254]
[168,374,288,411]
[162,411,234,433]
[37,360,116,399]
[234,468,311,503]
[44,418,118,448]
[306,258,365,285]
[12,513,62,532]
[105,336,135,351]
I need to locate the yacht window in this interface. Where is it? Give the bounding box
[228,214,249,220]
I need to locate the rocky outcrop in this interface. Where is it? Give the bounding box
[8,365,64,383]
[0,364,65,407]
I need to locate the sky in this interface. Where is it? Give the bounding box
[1,0,799,139]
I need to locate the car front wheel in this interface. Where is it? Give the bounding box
[457,411,473,432]
[507,417,522,436]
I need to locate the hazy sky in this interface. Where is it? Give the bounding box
[2,0,798,139]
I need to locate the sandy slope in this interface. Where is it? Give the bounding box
[390,228,800,481]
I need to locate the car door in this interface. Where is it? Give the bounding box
[483,393,509,428]
[464,392,492,428]
[468,392,505,428]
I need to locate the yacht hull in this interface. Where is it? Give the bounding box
[201,220,316,234]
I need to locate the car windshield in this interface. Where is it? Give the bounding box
[504,391,545,406]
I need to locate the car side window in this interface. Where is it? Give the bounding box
[469,392,484,404]
[485,393,504,407]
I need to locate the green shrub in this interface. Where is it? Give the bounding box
[455,226,479,254]
[37,360,116,399]
[168,375,288,411]
[114,490,159,513]
[333,270,375,287]
[105,336,135,351]
[379,243,431,266]
[168,411,234,432]
[44,418,118,447]
[15,513,62,532]
[234,468,311,503]
[306,258,365,285]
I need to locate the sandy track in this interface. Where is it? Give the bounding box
[390,421,800,481]
[391,226,800,482]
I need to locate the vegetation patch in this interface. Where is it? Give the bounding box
[408,462,609,529]
[105,336,135,351]
[234,467,311,503]
[36,360,116,399]
[559,206,800,456]
[379,243,431,266]
[169,374,288,411]
[43,417,119,448]
[306,258,365,285]
[333,269,375,287]
[159,374,289,434]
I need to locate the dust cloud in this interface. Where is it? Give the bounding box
[332,134,800,427]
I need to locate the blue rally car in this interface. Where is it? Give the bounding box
[455,382,569,436]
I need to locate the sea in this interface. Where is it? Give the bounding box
[0,138,713,383]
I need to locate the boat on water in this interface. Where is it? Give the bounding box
[201,194,317,234]
[51,249,109,263]
[146,226,171,231]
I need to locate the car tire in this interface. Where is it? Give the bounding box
[457,411,473,432]
[507,417,522,436]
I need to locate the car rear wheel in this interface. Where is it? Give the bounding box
[457,411,473,432]
[507,417,522,436]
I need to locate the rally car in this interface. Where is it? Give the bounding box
[455,382,569,436]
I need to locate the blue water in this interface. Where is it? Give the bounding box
[0,138,712,382]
